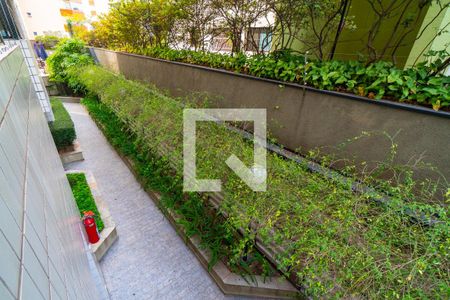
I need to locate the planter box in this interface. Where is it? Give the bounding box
[67,170,118,261]
[90,47,450,185]
[59,139,84,164]
[58,96,82,103]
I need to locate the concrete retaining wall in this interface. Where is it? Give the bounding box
[90,47,450,184]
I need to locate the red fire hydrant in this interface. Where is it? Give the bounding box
[83,211,100,244]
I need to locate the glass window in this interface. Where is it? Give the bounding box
[245,28,272,52]
[212,33,232,52]
[0,0,21,39]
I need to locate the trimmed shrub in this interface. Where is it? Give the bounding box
[49,98,76,149]
[67,173,104,231]
[74,64,449,299]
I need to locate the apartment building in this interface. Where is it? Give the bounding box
[3,0,110,39]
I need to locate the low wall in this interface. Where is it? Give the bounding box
[90,47,450,184]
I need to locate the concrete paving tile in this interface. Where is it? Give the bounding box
[63,103,254,300]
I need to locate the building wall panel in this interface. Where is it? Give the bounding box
[0,46,99,300]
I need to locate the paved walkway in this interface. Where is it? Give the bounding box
[64,103,249,300]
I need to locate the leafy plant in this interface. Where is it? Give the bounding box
[87,0,179,49]
[47,38,94,93]
[48,98,76,149]
[35,35,61,49]
[81,96,273,280]
[67,173,104,231]
[123,45,450,110]
[72,64,449,299]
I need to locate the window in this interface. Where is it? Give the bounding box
[211,33,232,52]
[245,28,272,52]
[60,8,73,17]
[0,0,21,39]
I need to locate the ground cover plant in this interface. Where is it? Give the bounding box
[67,173,105,232]
[71,63,449,299]
[81,96,275,281]
[123,46,450,111]
[48,98,76,150]
[47,38,94,94]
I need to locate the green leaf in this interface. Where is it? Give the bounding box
[335,76,347,84]
[388,84,399,91]
[422,87,439,95]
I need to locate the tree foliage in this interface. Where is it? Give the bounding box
[85,0,449,67]
[47,38,93,84]
[88,0,179,49]
[171,0,218,50]
[210,0,269,53]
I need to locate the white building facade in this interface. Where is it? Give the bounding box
[8,0,110,39]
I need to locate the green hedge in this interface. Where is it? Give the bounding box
[35,35,61,49]
[67,173,104,232]
[49,98,76,149]
[125,47,450,111]
[72,64,448,299]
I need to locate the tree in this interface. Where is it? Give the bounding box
[86,0,178,50]
[172,0,218,50]
[148,0,181,47]
[210,0,269,54]
[264,0,356,60]
[328,0,351,60]
[264,0,306,51]
[296,0,355,60]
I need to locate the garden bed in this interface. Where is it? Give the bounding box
[67,172,105,231]
[82,97,299,298]
[73,65,449,299]
[90,47,450,186]
[66,171,118,260]
[59,139,84,164]
[49,98,76,149]
[91,47,450,111]
[48,98,84,164]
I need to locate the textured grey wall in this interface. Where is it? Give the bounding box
[4,39,54,121]
[0,46,99,299]
[91,48,450,187]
